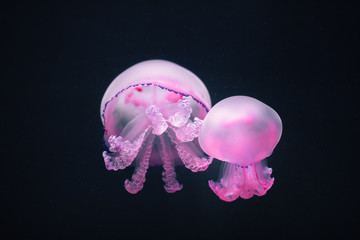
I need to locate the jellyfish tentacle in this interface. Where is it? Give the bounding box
[102,126,151,171]
[158,134,183,193]
[208,162,242,202]
[102,110,152,171]
[170,117,203,142]
[175,142,213,172]
[209,159,274,202]
[165,95,203,142]
[167,128,212,172]
[124,134,155,194]
[146,105,168,135]
[238,165,259,199]
[167,96,192,127]
[103,103,168,171]
[253,159,274,195]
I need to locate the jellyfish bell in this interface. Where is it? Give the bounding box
[199,96,282,166]
[100,59,213,194]
[198,96,282,201]
[100,60,212,124]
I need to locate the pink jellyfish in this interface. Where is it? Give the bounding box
[198,96,282,201]
[100,60,212,194]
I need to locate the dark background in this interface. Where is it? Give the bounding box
[2,1,359,238]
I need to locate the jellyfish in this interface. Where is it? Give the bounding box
[100,60,213,194]
[198,96,282,202]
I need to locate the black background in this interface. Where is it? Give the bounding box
[2,1,359,239]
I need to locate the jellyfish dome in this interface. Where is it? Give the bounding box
[100,60,213,194]
[199,96,282,201]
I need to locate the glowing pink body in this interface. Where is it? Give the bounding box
[100,60,213,194]
[199,96,282,201]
